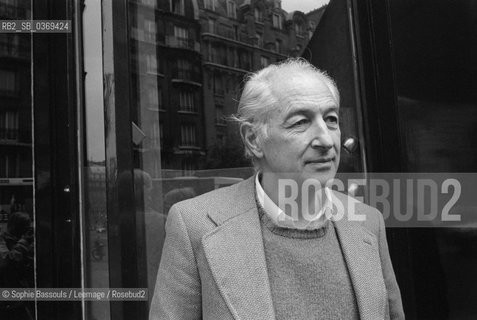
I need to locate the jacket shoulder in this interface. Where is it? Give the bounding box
[166,177,255,237]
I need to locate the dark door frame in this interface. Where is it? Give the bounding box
[33,0,82,318]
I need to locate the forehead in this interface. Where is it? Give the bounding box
[271,74,338,114]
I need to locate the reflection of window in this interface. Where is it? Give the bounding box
[272,14,282,29]
[179,91,195,112]
[0,154,19,178]
[0,70,16,93]
[295,23,304,37]
[256,33,263,47]
[234,25,239,40]
[174,26,189,47]
[222,25,234,39]
[144,19,156,42]
[227,1,236,18]
[146,53,158,73]
[214,74,224,96]
[215,105,226,125]
[260,56,270,68]
[239,51,251,70]
[208,18,215,33]
[171,0,184,15]
[0,111,19,140]
[204,0,215,11]
[180,124,197,146]
[254,8,263,22]
[177,59,192,79]
[208,46,218,63]
[275,39,282,53]
[274,0,281,9]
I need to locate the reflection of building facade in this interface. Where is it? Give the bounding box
[200,0,323,168]
[129,0,324,172]
[0,1,32,217]
[129,0,205,176]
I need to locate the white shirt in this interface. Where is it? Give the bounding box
[255,173,334,230]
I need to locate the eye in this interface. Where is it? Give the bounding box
[325,115,339,126]
[292,118,309,127]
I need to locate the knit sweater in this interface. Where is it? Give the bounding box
[259,208,359,320]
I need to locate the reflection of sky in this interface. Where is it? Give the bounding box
[281,0,329,13]
[84,0,106,162]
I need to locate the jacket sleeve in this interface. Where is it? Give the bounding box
[149,205,202,320]
[377,213,405,320]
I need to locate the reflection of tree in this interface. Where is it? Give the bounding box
[205,139,250,169]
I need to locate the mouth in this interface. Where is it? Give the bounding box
[305,157,335,164]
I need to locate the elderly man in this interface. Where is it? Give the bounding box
[150,59,404,320]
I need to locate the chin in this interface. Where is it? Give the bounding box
[302,172,336,187]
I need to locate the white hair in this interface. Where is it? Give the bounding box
[231,58,340,164]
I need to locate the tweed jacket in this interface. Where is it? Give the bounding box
[149,176,404,320]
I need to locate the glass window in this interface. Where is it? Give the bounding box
[275,39,282,53]
[295,22,304,37]
[204,0,215,11]
[79,0,333,318]
[178,90,195,112]
[215,104,226,125]
[208,18,215,33]
[272,14,282,29]
[177,59,192,79]
[0,1,34,319]
[227,1,236,19]
[174,26,189,47]
[180,124,197,146]
[254,8,263,23]
[260,55,270,68]
[171,0,184,15]
[256,32,263,47]
[0,70,16,93]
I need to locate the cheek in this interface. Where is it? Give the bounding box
[333,130,341,149]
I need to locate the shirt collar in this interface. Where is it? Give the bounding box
[255,173,334,230]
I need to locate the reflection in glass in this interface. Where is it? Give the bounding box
[84,0,330,316]
[388,0,477,318]
[82,0,110,319]
[126,0,332,307]
[0,1,34,319]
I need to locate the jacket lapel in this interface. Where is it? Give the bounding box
[202,177,275,320]
[333,193,387,320]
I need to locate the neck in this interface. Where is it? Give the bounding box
[260,172,327,221]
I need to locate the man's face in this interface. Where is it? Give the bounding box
[257,74,341,187]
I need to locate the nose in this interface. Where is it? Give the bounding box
[310,118,334,150]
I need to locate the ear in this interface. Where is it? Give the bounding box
[240,123,264,159]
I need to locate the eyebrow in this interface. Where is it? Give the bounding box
[283,104,339,120]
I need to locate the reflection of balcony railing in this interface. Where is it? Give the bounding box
[165,36,200,51]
